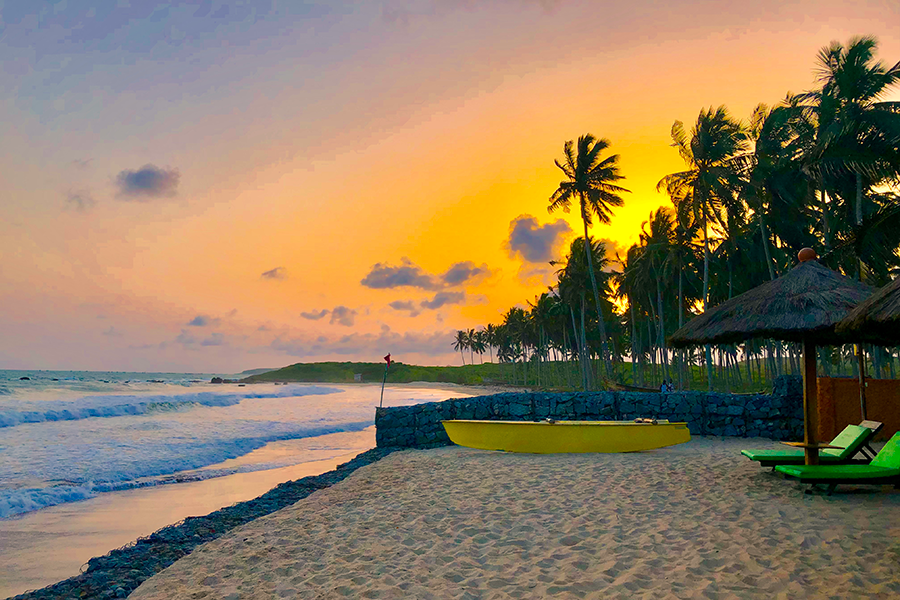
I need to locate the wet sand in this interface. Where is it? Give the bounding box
[132,437,900,600]
[0,429,376,599]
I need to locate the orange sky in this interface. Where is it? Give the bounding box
[1,1,898,371]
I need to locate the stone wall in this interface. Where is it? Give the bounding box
[375,375,803,449]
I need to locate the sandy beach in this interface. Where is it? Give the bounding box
[131,437,900,600]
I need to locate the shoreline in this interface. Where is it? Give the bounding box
[0,429,378,599]
[7,444,405,600]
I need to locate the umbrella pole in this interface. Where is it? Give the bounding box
[856,344,868,421]
[802,338,820,465]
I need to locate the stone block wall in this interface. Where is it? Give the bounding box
[375,375,804,449]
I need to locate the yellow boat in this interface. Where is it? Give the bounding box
[441,419,691,454]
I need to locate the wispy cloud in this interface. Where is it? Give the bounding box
[261,267,287,280]
[271,328,456,359]
[65,189,96,212]
[389,300,421,317]
[187,315,217,327]
[300,309,330,320]
[361,258,440,290]
[115,164,180,200]
[200,333,225,347]
[420,291,466,310]
[329,306,357,327]
[362,258,493,290]
[440,261,491,286]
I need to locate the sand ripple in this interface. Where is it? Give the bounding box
[131,438,900,599]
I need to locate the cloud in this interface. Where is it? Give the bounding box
[201,333,225,347]
[362,258,493,290]
[71,158,93,170]
[271,328,457,359]
[300,309,330,320]
[329,306,357,327]
[361,258,440,290]
[516,263,558,287]
[506,215,572,263]
[420,291,466,310]
[389,300,421,317]
[65,190,95,212]
[176,330,196,345]
[187,315,217,327]
[102,326,122,337]
[115,164,180,200]
[596,238,628,272]
[441,261,491,286]
[261,267,286,280]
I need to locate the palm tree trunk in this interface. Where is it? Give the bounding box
[562,327,574,390]
[656,274,669,381]
[821,175,830,249]
[580,293,592,390]
[677,260,685,389]
[581,219,612,381]
[759,212,776,281]
[856,172,864,226]
[569,306,586,391]
[702,205,714,392]
[629,294,637,385]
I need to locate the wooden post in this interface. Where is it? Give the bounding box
[802,338,819,465]
[856,344,868,421]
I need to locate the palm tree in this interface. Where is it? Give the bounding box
[484,324,497,363]
[638,208,677,381]
[549,134,630,380]
[452,330,467,366]
[658,107,748,390]
[811,36,900,232]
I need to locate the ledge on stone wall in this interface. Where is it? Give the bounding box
[375,376,803,449]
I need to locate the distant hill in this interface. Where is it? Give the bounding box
[240,361,504,385]
[238,367,279,376]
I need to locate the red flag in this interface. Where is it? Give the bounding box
[384,353,393,366]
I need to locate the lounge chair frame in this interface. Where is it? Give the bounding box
[746,421,883,470]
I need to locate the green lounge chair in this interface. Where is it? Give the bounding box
[776,432,900,495]
[741,421,882,470]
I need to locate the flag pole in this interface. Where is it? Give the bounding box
[379,353,392,408]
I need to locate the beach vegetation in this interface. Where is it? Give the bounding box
[461,36,900,394]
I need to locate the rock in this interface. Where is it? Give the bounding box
[19,376,30,380]
[210,377,224,384]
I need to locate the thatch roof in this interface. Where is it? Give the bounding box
[669,260,874,348]
[836,276,900,345]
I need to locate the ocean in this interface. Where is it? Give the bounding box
[0,370,470,520]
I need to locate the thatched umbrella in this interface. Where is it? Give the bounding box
[836,277,900,345]
[836,277,900,420]
[669,249,873,465]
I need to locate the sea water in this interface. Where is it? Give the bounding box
[0,370,469,519]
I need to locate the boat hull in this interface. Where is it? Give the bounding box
[441,420,691,454]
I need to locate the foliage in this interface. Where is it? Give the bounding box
[452,36,900,393]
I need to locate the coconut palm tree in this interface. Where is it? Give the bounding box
[810,36,900,231]
[549,134,630,380]
[658,107,749,390]
[452,330,467,366]
[638,208,678,380]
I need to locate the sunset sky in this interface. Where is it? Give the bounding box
[2,0,899,372]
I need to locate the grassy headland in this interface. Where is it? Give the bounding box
[241,361,507,386]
